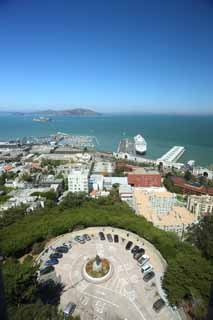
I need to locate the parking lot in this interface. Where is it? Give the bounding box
[37,227,180,320]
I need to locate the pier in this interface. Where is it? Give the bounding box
[117,138,136,155]
[157,146,185,163]
[115,138,186,168]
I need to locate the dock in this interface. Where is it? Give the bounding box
[117,138,136,155]
[157,146,185,163]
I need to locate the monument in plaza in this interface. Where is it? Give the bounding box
[83,253,113,283]
[92,255,102,273]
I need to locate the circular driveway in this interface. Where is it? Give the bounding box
[38,227,179,320]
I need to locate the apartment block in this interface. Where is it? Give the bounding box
[68,168,89,193]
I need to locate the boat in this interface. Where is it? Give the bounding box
[33,117,52,122]
[134,134,147,155]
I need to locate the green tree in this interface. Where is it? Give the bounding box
[187,215,213,261]
[184,170,192,181]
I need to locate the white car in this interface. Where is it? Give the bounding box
[137,254,150,266]
[141,264,153,274]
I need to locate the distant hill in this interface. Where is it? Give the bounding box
[0,108,101,116]
[32,108,101,116]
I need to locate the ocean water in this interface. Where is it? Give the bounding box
[0,114,212,166]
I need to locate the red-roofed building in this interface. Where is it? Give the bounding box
[171,176,213,196]
[128,168,161,187]
[3,164,12,171]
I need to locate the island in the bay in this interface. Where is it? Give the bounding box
[2,108,101,117]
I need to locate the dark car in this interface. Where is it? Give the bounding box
[55,246,69,253]
[50,252,63,259]
[107,234,113,242]
[83,234,91,241]
[40,266,55,275]
[143,271,155,282]
[153,298,165,313]
[114,234,119,243]
[125,241,133,250]
[131,245,139,254]
[45,258,59,266]
[133,248,145,259]
[99,232,105,240]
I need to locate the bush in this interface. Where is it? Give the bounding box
[31,242,46,255]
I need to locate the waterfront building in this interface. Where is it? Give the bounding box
[187,195,213,219]
[68,168,89,193]
[133,188,196,237]
[192,166,213,180]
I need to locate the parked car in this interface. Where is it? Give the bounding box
[133,248,145,259]
[141,264,153,274]
[137,254,150,266]
[75,235,85,244]
[63,302,76,317]
[131,245,139,254]
[50,252,63,259]
[55,246,69,253]
[125,241,133,250]
[153,298,165,313]
[107,234,113,242]
[40,266,55,275]
[62,243,69,248]
[114,234,119,243]
[143,271,155,282]
[45,258,59,266]
[83,234,91,241]
[99,232,105,240]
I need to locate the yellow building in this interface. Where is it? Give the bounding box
[133,188,197,237]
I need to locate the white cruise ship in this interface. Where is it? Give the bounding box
[134,134,147,155]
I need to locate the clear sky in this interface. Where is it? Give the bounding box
[0,0,213,114]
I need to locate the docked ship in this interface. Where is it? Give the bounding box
[134,134,147,155]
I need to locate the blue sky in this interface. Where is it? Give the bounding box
[0,0,213,114]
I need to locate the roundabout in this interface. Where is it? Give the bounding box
[38,227,179,320]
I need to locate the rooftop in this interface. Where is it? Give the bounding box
[134,188,196,227]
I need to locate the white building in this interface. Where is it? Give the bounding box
[119,184,133,201]
[68,168,89,193]
[103,177,128,190]
[187,195,213,219]
[193,166,213,180]
[89,174,104,191]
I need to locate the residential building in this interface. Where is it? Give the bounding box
[68,168,89,193]
[187,195,213,219]
[128,168,161,187]
[89,174,104,191]
[92,161,115,175]
[133,188,196,237]
[103,177,128,190]
[90,190,110,198]
[119,184,133,201]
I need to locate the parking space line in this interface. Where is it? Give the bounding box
[83,292,119,308]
